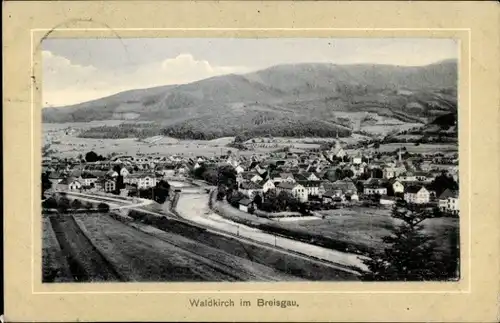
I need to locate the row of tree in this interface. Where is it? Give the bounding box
[42,196,110,213]
[129,180,171,204]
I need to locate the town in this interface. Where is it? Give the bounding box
[42,138,459,217]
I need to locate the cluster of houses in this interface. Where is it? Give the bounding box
[42,141,459,215]
[226,145,459,214]
[42,154,191,194]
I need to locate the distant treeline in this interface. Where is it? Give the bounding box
[78,119,352,141]
[161,119,352,141]
[78,123,163,139]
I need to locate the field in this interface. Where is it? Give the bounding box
[73,213,296,281]
[48,214,123,282]
[279,207,459,258]
[43,122,372,158]
[375,143,458,154]
[42,217,73,282]
[43,211,308,282]
[330,111,423,136]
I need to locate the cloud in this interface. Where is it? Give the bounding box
[42,51,250,107]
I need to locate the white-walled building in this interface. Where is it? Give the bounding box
[276,182,308,203]
[404,186,430,204]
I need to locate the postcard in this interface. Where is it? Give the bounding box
[3,1,499,322]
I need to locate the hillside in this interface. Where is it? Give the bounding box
[43,60,457,139]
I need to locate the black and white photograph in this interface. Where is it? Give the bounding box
[41,37,460,283]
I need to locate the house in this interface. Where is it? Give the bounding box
[383,167,405,179]
[276,182,308,202]
[156,164,176,177]
[124,173,157,189]
[80,173,98,186]
[322,191,344,204]
[330,179,358,195]
[254,164,268,175]
[238,198,254,213]
[98,178,116,192]
[345,192,359,201]
[328,146,347,160]
[48,171,64,185]
[175,165,188,176]
[415,171,433,182]
[237,172,263,184]
[397,173,418,182]
[352,152,363,165]
[57,178,82,191]
[279,172,296,183]
[296,180,321,197]
[238,181,263,199]
[106,170,119,178]
[226,156,239,167]
[235,165,245,174]
[300,172,319,181]
[260,179,276,193]
[119,167,130,177]
[269,171,284,183]
[363,184,387,196]
[380,195,397,206]
[390,179,405,194]
[438,189,459,214]
[404,186,430,204]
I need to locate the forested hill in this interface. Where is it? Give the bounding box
[43,60,457,140]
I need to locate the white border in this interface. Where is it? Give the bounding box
[31,28,472,295]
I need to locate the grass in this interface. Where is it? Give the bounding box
[48,214,123,282]
[74,212,311,281]
[42,217,73,282]
[73,213,239,282]
[376,143,458,153]
[280,207,459,260]
[126,209,359,281]
[282,208,397,254]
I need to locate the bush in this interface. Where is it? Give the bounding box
[71,199,83,210]
[97,203,110,212]
[128,210,144,221]
[42,197,58,209]
[57,197,71,212]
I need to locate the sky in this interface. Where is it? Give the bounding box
[42,38,458,107]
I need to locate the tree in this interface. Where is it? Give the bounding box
[154,180,170,204]
[85,151,99,163]
[371,168,384,179]
[217,185,227,201]
[430,173,459,196]
[57,197,71,213]
[253,194,263,209]
[217,165,237,188]
[97,203,110,213]
[71,199,82,210]
[41,172,52,199]
[362,200,445,281]
[42,197,58,209]
[115,175,125,193]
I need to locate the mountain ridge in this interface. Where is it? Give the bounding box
[43,60,457,140]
